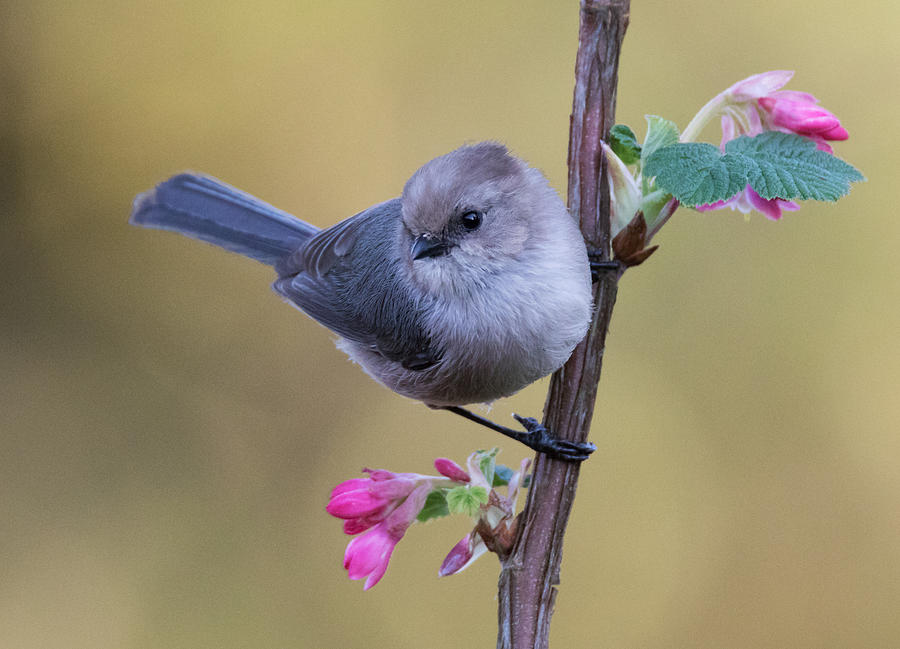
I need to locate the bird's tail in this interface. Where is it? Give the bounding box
[130,173,318,266]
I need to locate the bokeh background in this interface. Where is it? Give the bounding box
[2,0,897,647]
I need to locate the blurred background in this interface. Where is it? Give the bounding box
[1,0,897,647]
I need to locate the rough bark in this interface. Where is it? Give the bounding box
[496,2,630,647]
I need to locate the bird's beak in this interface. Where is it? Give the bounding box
[411,233,451,260]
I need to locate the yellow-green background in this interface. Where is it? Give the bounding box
[2,1,897,647]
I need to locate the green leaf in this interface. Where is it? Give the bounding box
[609,124,641,164]
[644,142,750,206]
[476,448,499,487]
[641,115,680,170]
[446,486,488,517]
[725,132,865,201]
[492,464,514,487]
[416,489,450,522]
[644,132,865,207]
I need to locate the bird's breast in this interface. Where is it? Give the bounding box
[419,266,592,405]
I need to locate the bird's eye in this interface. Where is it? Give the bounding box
[460,211,482,231]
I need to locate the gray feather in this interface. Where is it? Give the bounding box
[130,173,318,265]
[273,198,438,367]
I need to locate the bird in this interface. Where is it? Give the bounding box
[130,142,600,460]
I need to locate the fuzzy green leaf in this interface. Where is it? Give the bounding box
[644,142,750,206]
[446,486,488,517]
[725,132,865,201]
[645,132,865,207]
[609,124,641,165]
[416,489,450,522]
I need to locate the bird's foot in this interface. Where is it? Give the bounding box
[443,406,595,462]
[587,253,623,283]
[510,414,596,462]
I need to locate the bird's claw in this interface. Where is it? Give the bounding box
[440,406,596,463]
[511,414,596,462]
[588,255,623,283]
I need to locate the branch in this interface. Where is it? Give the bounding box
[497,2,630,647]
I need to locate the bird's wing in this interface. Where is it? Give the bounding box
[273,272,378,346]
[275,198,399,279]
[273,198,441,370]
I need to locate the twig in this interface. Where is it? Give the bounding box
[496,1,630,647]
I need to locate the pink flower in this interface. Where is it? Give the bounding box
[719,104,764,148]
[438,532,488,577]
[757,92,848,152]
[343,523,398,590]
[697,185,800,221]
[326,481,390,520]
[722,71,848,153]
[326,471,416,522]
[342,483,431,590]
[693,71,849,218]
[695,70,849,155]
[434,457,470,482]
[328,452,530,589]
[725,70,795,102]
[328,460,470,590]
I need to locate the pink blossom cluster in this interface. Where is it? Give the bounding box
[327,453,529,590]
[326,463,461,590]
[701,70,850,220]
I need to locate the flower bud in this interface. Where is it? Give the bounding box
[434,458,470,482]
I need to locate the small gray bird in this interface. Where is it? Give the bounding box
[131,142,599,459]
